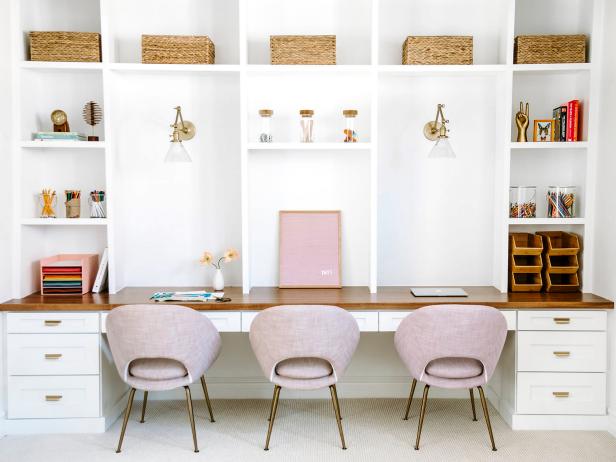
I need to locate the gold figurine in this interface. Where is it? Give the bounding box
[516,102,530,142]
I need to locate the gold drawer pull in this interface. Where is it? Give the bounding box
[553,317,571,325]
[44,353,63,360]
[552,391,570,398]
[553,351,571,357]
[44,320,62,326]
[45,395,63,402]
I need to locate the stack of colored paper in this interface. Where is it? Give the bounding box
[42,260,83,294]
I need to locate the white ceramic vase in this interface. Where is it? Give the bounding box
[212,269,225,291]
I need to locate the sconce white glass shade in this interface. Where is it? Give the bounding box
[165,141,191,162]
[428,136,456,159]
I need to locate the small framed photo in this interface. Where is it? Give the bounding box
[533,119,555,142]
[279,210,341,288]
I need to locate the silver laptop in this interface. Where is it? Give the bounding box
[411,287,468,297]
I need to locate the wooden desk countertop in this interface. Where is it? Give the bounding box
[1,286,613,311]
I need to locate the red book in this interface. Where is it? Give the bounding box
[566,99,580,141]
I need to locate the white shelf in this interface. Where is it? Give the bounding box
[512,63,593,74]
[510,142,588,150]
[247,142,372,151]
[508,218,586,225]
[379,64,506,76]
[247,64,372,75]
[20,141,106,149]
[108,63,240,74]
[20,61,103,71]
[21,218,109,226]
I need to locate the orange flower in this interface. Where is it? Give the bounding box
[199,251,213,266]
[224,248,239,262]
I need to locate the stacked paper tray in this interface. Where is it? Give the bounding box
[40,254,98,295]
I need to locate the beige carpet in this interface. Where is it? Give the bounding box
[1,399,615,462]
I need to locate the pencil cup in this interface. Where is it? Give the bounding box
[65,190,81,218]
[39,190,57,218]
[89,191,106,218]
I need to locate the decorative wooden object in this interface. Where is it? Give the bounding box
[537,231,581,292]
[141,35,215,64]
[51,109,69,132]
[270,35,336,65]
[509,233,543,292]
[279,211,341,288]
[29,32,101,62]
[403,36,473,65]
[514,35,586,64]
[82,101,102,141]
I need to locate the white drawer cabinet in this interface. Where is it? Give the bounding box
[8,334,100,376]
[517,331,606,373]
[517,372,606,415]
[203,312,241,332]
[518,311,606,331]
[7,312,100,334]
[8,375,100,419]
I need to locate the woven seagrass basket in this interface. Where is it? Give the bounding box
[514,35,586,64]
[403,36,473,65]
[29,32,101,62]
[270,35,336,65]
[142,35,215,64]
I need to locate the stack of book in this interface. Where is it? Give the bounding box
[42,261,84,294]
[32,132,87,141]
[552,99,581,142]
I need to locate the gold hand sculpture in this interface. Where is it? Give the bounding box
[516,102,530,142]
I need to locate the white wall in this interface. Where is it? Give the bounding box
[594,0,616,436]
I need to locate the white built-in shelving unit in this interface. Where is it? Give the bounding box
[9,0,604,297]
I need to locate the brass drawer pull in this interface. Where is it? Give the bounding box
[553,317,571,325]
[552,391,570,398]
[44,353,63,360]
[553,351,571,357]
[44,320,62,326]
[45,395,63,402]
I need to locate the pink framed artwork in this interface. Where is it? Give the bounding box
[279,210,341,288]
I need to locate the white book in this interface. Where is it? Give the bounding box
[92,248,109,293]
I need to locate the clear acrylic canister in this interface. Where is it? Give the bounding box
[343,109,358,142]
[509,186,536,218]
[547,186,576,218]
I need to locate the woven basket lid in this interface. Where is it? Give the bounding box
[259,109,273,117]
[343,109,358,117]
[299,109,314,116]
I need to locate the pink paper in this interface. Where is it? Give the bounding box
[279,211,341,288]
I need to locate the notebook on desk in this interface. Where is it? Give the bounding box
[410,288,468,297]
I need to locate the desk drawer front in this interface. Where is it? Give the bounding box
[517,331,606,372]
[203,312,241,332]
[517,372,605,415]
[8,375,100,419]
[518,311,606,331]
[379,312,412,332]
[241,312,258,332]
[7,313,100,334]
[351,312,379,332]
[8,334,100,376]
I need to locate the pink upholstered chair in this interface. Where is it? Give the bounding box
[394,305,507,451]
[249,305,360,450]
[106,304,221,453]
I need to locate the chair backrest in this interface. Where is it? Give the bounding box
[249,305,360,382]
[394,305,507,383]
[106,304,221,383]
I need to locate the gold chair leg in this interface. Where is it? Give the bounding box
[330,385,347,450]
[184,386,199,453]
[140,390,148,423]
[200,375,215,423]
[264,385,281,450]
[116,387,136,453]
[469,388,477,421]
[403,378,417,420]
[478,386,497,451]
[267,385,276,421]
[414,385,430,450]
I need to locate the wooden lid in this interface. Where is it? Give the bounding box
[343,109,358,117]
[259,109,273,117]
[299,109,314,116]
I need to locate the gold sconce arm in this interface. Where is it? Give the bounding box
[424,103,449,141]
[170,106,196,142]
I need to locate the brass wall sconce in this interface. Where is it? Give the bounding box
[424,103,455,158]
[166,106,196,162]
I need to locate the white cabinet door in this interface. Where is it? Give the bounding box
[517,331,606,373]
[7,313,100,334]
[517,372,606,415]
[518,311,606,331]
[8,375,100,419]
[8,334,100,376]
